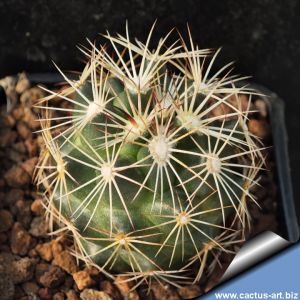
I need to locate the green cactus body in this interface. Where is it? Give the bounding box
[35,25,263,286]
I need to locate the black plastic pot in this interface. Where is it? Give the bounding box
[251,83,299,243]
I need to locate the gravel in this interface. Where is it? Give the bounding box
[0,73,279,299]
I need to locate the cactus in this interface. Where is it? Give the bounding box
[35,25,264,288]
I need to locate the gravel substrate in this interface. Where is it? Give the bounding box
[0,73,279,300]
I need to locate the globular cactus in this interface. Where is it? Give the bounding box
[35,25,264,288]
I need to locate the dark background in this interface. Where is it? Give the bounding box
[0,0,299,220]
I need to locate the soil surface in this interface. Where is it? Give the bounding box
[0,73,279,300]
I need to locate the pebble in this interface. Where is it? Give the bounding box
[229,94,253,112]
[29,216,48,237]
[115,276,140,300]
[73,270,96,290]
[22,108,39,130]
[208,101,233,120]
[80,289,113,300]
[53,249,78,274]
[51,239,64,256]
[4,188,24,207]
[10,222,33,255]
[255,99,268,117]
[36,242,53,261]
[0,271,15,300]
[31,198,45,215]
[25,138,38,157]
[16,72,30,94]
[7,148,25,163]
[151,283,181,300]
[39,265,65,288]
[13,141,27,153]
[0,232,7,243]
[12,105,25,120]
[0,76,17,111]
[16,200,33,228]
[100,280,123,300]
[4,165,31,187]
[54,292,66,300]
[22,281,40,296]
[0,129,17,148]
[0,209,14,232]
[38,287,53,300]
[2,114,16,128]
[22,157,39,177]
[178,284,203,299]
[66,289,80,300]
[35,263,49,281]
[17,121,32,139]
[20,86,45,107]
[11,257,37,284]
[248,119,270,139]
[15,287,26,299]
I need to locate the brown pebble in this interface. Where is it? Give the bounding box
[80,289,113,300]
[208,101,233,120]
[100,280,123,300]
[0,209,14,232]
[54,292,65,300]
[36,242,53,261]
[39,265,65,288]
[64,275,75,289]
[4,165,31,188]
[11,257,37,284]
[10,222,33,255]
[151,282,180,300]
[229,94,252,112]
[17,121,32,139]
[73,270,96,290]
[22,281,39,295]
[16,72,30,94]
[31,198,45,215]
[248,119,270,139]
[53,249,78,274]
[28,248,39,258]
[0,271,15,299]
[0,129,17,148]
[38,287,53,300]
[7,148,25,163]
[66,289,79,300]
[51,239,64,255]
[12,106,25,120]
[22,107,39,129]
[20,86,45,106]
[5,188,24,206]
[115,276,140,300]
[2,114,16,127]
[21,157,38,177]
[255,99,268,117]
[0,233,7,243]
[15,199,32,228]
[24,138,38,157]
[178,285,203,299]
[35,263,49,281]
[29,216,48,237]
[13,141,27,154]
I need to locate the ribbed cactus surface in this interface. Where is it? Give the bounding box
[35,25,263,287]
